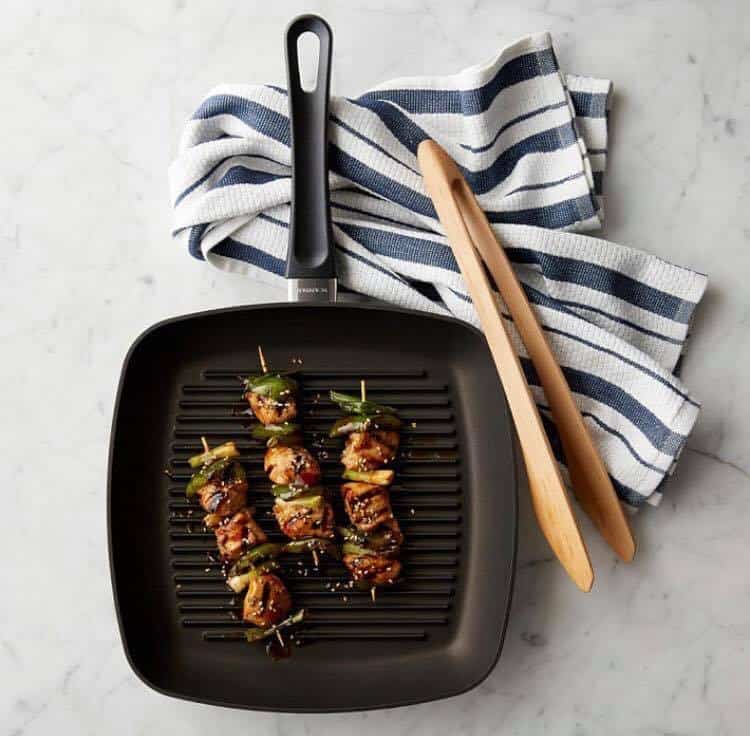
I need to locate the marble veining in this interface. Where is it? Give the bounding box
[1,1,748,734]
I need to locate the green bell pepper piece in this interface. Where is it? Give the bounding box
[187,440,240,469]
[341,469,394,485]
[227,559,281,593]
[227,543,284,577]
[244,373,298,401]
[185,458,233,497]
[337,526,362,543]
[251,423,302,440]
[342,541,376,557]
[266,433,303,448]
[271,484,324,500]
[244,609,306,643]
[329,390,397,416]
[282,538,341,560]
[339,526,398,553]
[275,493,324,510]
[329,413,402,437]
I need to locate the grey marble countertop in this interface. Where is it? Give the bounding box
[2,1,747,734]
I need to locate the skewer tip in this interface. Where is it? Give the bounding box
[257,345,269,374]
[370,586,377,603]
[360,379,366,402]
[275,630,285,647]
[200,436,210,453]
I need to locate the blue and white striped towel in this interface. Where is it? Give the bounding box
[169,32,707,508]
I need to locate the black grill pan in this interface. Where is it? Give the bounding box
[108,15,517,712]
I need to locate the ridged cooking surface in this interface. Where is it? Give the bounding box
[167,369,462,643]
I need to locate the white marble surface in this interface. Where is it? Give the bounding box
[2,0,748,733]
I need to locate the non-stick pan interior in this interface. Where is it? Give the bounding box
[108,302,517,711]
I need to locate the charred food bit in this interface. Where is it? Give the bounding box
[196,479,248,517]
[341,430,400,471]
[342,552,402,586]
[264,445,322,486]
[247,391,298,425]
[214,508,268,561]
[242,570,293,628]
[273,494,336,540]
[341,482,395,532]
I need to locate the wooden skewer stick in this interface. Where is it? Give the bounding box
[311,549,320,568]
[200,436,210,453]
[361,381,379,604]
[275,630,285,647]
[258,345,269,374]
[364,380,380,605]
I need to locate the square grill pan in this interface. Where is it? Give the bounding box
[108,302,517,711]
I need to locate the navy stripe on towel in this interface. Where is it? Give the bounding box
[212,238,285,275]
[356,48,559,115]
[507,247,696,322]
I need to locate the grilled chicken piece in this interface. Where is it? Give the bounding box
[264,446,321,486]
[246,391,297,425]
[343,554,402,586]
[242,571,292,627]
[365,516,404,550]
[341,482,395,532]
[341,430,400,471]
[196,480,248,517]
[213,508,267,561]
[273,496,335,539]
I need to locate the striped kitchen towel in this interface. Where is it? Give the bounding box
[169,31,707,508]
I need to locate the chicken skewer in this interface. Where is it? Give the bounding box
[184,436,300,645]
[330,380,404,600]
[244,347,337,565]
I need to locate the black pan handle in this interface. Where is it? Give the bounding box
[284,15,337,299]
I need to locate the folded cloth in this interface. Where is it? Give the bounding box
[169,32,707,508]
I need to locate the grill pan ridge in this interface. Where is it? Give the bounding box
[169,368,463,643]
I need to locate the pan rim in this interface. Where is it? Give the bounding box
[107,300,518,712]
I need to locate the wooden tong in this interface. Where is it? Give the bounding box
[418,141,635,590]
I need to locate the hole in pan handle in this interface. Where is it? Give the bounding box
[296,32,320,93]
[284,15,338,303]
